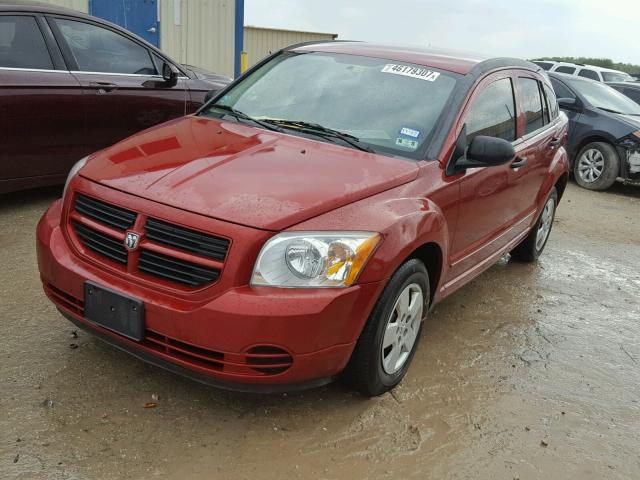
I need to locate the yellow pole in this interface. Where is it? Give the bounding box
[240,51,248,74]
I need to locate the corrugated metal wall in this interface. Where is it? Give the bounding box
[244,26,337,68]
[39,0,88,13]
[159,0,235,78]
[33,0,236,78]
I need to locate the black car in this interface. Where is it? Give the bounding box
[548,72,640,190]
[608,82,640,106]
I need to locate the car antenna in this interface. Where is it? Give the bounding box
[183,0,189,116]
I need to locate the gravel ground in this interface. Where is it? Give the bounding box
[1,182,639,480]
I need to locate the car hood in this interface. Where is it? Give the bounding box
[615,113,640,130]
[80,116,419,231]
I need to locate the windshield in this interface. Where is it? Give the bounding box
[602,72,634,82]
[564,76,640,115]
[200,52,459,159]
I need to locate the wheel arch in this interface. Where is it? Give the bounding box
[406,242,443,306]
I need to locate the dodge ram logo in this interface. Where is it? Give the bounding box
[124,231,140,251]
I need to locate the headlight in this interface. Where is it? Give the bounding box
[63,156,89,199]
[251,232,382,288]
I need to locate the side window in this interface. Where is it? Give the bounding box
[518,77,544,134]
[55,18,155,75]
[534,62,553,71]
[0,15,53,70]
[544,84,559,119]
[578,69,599,81]
[555,66,576,74]
[550,78,575,100]
[622,88,640,105]
[465,78,517,142]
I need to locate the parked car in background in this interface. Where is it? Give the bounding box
[534,60,635,83]
[38,43,569,396]
[0,1,231,194]
[548,72,640,190]
[609,81,640,105]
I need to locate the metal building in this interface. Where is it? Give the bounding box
[38,1,337,77]
[39,0,241,77]
[244,26,338,68]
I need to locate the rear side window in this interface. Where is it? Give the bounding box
[518,77,544,134]
[544,84,559,119]
[555,66,576,74]
[55,18,155,75]
[578,69,600,81]
[0,15,53,70]
[465,78,517,142]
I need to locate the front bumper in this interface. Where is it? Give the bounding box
[37,199,385,391]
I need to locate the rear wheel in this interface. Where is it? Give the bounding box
[511,187,558,262]
[346,259,429,397]
[574,142,619,191]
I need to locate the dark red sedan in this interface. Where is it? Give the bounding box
[0,2,230,194]
[37,42,569,396]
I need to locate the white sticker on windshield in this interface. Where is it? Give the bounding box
[395,137,419,150]
[381,64,440,82]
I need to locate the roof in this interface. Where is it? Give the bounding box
[608,81,640,89]
[245,25,338,39]
[288,41,535,75]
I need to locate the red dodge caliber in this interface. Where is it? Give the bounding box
[37,43,569,396]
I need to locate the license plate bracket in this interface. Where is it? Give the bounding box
[84,281,144,341]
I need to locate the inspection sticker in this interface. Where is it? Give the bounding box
[395,137,419,150]
[399,127,420,138]
[381,64,440,82]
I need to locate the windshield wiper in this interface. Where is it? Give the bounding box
[261,119,376,153]
[210,104,283,132]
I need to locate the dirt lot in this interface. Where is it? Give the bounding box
[1,182,639,480]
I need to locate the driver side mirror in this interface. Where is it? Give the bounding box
[162,62,179,87]
[447,132,515,175]
[557,97,578,111]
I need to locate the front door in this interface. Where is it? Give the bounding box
[49,16,186,153]
[447,73,526,280]
[90,0,159,47]
[0,14,85,185]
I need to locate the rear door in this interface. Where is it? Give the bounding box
[508,73,562,222]
[47,15,186,153]
[0,13,84,185]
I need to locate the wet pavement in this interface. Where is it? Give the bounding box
[1,182,639,480]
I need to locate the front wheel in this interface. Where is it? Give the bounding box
[574,142,619,191]
[346,259,429,397]
[511,187,558,262]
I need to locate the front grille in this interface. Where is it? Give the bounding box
[71,192,229,288]
[145,218,230,261]
[45,283,84,316]
[73,221,128,265]
[138,249,220,287]
[74,194,136,231]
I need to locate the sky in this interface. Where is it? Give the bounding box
[245,0,640,65]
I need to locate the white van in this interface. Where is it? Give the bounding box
[532,61,634,83]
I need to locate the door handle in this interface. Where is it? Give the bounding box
[89,82,118,93]
[147,26,157,33]
[511,156,528,169]
[549,137,561,147]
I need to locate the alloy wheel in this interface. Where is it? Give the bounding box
[535,197,556,251]
[577,148,605,183]
[381,283,423,375]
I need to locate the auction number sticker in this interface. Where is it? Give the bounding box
[381,64,441,82]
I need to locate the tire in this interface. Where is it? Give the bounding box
[574,142,619,191]
[346,259,429,397]
[511,187,558,262]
